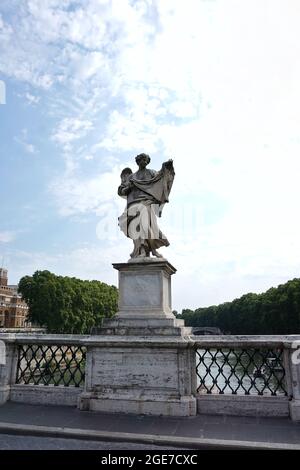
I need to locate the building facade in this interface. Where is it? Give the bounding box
[0,269,29,328]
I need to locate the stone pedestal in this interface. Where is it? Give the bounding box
[95,259,192,337]
[114,259,175,319]
[79,259,196,416]
[288,345,300,421]
[0,341,17,405]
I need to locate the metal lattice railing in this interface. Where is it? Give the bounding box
[195,347,287,396]
[16,344,86,387]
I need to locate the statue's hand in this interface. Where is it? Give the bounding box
[118,182,132,197]
[126,180,134,189]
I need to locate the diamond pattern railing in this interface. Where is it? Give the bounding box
[16,344,86,387]
[195,348,287,396]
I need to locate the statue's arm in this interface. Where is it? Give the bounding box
[118,183,132,197]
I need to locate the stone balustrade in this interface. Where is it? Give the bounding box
[191,335,300,420]
[0,334,88,407]
[0,332,299,421]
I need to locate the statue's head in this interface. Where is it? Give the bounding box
[135,153,150,168]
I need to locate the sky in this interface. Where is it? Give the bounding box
[1,0,300,311]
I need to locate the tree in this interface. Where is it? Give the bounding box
[18,270,118,333]
[179,278,300,335]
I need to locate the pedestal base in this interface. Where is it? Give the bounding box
[289,399,300,422]
[79,394,196,417]
[0,386,10,405]
[95,317,192,336]
[78,336,196,417]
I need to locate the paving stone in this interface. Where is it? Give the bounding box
[0,402,299,446]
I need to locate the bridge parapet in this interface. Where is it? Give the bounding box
[0,333,299,420]
[191,335,300,420]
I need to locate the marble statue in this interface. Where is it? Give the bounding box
[118,153,175,259]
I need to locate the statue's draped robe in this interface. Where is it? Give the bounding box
[118,165,174,257]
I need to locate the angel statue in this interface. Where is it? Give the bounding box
[118,153,175,259]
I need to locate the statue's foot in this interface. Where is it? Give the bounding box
[138,247,147,257]
[152,249,163,258]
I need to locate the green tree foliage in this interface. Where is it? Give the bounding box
[178,278,300,334]
[18,270,118,333]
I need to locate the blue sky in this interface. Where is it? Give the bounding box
[1,0,300,311]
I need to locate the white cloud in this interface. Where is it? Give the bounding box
[26,0,110,48]
[0,0,154,91]
[24,93,40,105]
[52,118,94,145]
[50,165,124,216]
[99,108,159,153]
[23,143,36,154]
[0,231,17,243]
[14,129,38,154]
